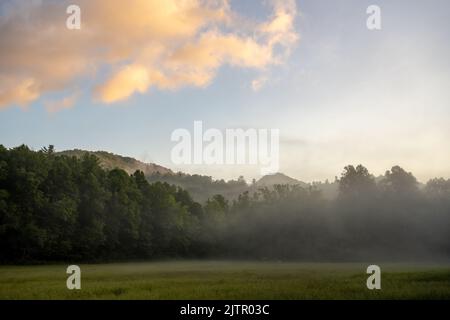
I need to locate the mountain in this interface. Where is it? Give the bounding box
[257,173,341,199]
[57,149,172,176]
[256,172,308,188]
[147,172,249,203]
[57,149,249,202]
[57,149,338,202]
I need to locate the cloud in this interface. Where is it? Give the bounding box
[44,93,78,113]
[252,76,269,91]
[0,76,40,109]
[0,0,298,109]
[95,65,151,103]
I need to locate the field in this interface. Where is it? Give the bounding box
[0,261,449,300]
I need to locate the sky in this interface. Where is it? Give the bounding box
[0,0,449,183]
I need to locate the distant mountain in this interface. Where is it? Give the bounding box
[147,172,249,203]
[257,173,340,199]
[57,150,339,202]
[54,150,427,203]
[256,172,308,188]
[57,149,172,176]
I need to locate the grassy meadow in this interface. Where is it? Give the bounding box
[0,261,449,300]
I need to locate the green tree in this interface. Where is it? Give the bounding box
[380,166,418,195]
[338,165,376,198]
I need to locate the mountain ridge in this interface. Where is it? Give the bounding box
[57,149,173,176]
[255,172,308,187]
[56,149,339,201]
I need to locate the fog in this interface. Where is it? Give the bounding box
[199,165,450,262]
[1,145,448,263]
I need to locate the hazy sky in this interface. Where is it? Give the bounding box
[1,0,449,183]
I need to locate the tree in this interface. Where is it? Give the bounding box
[104,169,141,257]
[338,165,376,198]
[0,145,449,263]
[72,153,108,260]
[380,166,418,195]
[425,178,450,199]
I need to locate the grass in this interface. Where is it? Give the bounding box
[0,261,449,299]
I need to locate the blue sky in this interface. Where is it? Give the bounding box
[1,0,449,182]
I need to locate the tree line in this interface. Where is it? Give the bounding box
[0,145,449,263]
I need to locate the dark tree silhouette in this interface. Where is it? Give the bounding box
[0,145,449,263]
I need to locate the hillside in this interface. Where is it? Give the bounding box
[57,149,339,202]
[57,149,172,176]
[256,172,308,187]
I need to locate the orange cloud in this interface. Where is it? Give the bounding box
[0,0,298,109]
[0,76,40,109]
[95,65,151,103]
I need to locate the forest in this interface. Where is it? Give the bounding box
[0,145,449,263]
